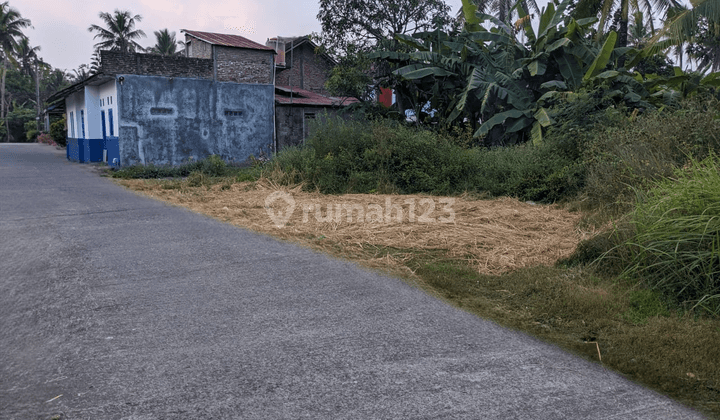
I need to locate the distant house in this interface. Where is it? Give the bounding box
[266,35,357,148]
[46,32,276,167]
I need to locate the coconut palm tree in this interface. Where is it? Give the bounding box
[575,0,681,49]
[15,36,39,77]
[148,29,178,55]
[72,64,91,83]
[457,0,540,27]
[644,0,720,71]
[88,10,146,54]
[0,1,31,142]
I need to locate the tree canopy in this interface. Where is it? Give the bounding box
[316,0,453,55]
[88,10,146,54]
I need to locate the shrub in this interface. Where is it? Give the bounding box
[578,96,720,214]
[617,155,720,315]
[37,132,56,146]
[50,118,66,146]
[267,117,582,201]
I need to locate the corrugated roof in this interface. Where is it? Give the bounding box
[275,85,358,107]
[182,30,275,51]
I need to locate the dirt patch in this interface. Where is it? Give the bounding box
[117,178,593,275]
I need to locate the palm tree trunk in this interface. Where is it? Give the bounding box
[618,0,629,68]
[1,53,7,142]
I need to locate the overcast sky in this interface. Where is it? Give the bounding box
[17,0,467,73]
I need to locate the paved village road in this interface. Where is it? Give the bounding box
[0,144,708,419]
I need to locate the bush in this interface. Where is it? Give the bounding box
[616,155,720,315]
[37,132,56,146]
[578,96,720,214]
[50,118,66,146]
[111,155,239,180]
[267,117,582,201]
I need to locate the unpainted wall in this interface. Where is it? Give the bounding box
[215,46,274,85]
[275,43,333,94]
[101,51,213,79]
[117,74,274,166]
[276,105,342,150]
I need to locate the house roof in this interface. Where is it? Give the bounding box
[182,30,274,52]
[275,85,358,107]
[45,72,116,114]
[277,36,337,66]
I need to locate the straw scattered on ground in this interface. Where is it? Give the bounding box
[117,178,592,275]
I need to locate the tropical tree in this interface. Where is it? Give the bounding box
[316,0,452,55]
[574,0,681,51]
[0,1,30,142]
[88,10,146,54]
[14,36,39,77]
[686,16,720,71]
[72,64,91,83]
[457,0,540,26]
[148,29,178,55]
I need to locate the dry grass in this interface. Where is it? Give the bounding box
[117,178,593,276]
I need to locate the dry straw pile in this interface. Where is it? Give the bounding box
[119,179,589,275]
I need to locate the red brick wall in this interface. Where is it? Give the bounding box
[275,43,333,94]
[215,46,274,84]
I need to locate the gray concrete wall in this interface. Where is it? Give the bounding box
[117,74,273,166]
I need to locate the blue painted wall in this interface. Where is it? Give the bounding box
[116,74,274,167]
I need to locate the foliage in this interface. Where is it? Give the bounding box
[266,116,581,201]
[111,155,248,179]
[316,0,452,55]
[615,155,720,316]
[88,9,146,54]
[324,45,374,101]
[37,132,56,146]
[686,15,720,72]
[24,118,37,140]
[49,117,66,146]
[148,29,179,56]
[588,97,720,208]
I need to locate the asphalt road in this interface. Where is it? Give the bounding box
[0,144,708,419]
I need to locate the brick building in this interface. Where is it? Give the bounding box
[182,29,275,85]
[266,35,356,148]
[271,36,336,95]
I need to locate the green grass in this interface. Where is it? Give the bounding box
[109,154,262,184]
[611,155,720,316]
[375,248,720,418]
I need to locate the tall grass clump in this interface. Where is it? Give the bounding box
[618,155,720,315]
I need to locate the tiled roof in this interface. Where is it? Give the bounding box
[275,85,359,107]
[182,29,274,51]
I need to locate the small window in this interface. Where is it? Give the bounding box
[304,113,316,119]
[80,110,85,139]
[224,110,243,117]
[69,111,75,138]
[110,96,112,105]
[150,107,173,115]
[101,99,104,107]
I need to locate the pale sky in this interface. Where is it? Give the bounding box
[16,0,466,73]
